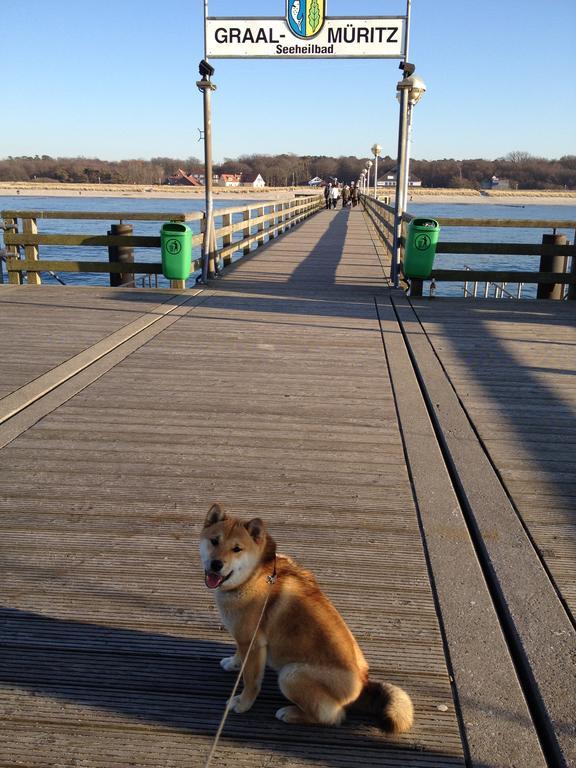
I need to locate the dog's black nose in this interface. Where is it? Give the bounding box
[210,559,223,572]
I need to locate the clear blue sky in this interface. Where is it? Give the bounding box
[3,0,575,163]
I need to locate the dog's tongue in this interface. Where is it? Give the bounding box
[205,572,224,589]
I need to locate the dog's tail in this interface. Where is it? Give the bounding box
[349,680,414,734]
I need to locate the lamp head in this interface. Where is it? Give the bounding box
[199,59,215,78]
[371,144,382,157]
[397,72,427,105]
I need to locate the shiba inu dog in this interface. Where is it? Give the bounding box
[200,504,414,733]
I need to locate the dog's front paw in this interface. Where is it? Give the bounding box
[220,654,241,672]
[231,694,253,714]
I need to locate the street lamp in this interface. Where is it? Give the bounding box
[371,143,382,198]
[391,64,427,287]
[365,160,373,195]
[360,171,366,192]
[196,58,217,282]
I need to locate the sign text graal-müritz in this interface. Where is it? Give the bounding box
[206,18,406,59]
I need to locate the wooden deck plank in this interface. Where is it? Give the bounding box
[404,295,576,766]
[3,208,574,766]
[409,297,576,622]
[0,286,193,399]
[0,209,465,767]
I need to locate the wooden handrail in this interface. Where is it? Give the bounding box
[1,209,204,222]
[2,195,323,286]
[359,194,576,297]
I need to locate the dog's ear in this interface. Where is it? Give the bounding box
[204,503,227,528]
[244,518,265,543]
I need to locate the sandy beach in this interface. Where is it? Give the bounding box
[0,182,575,206]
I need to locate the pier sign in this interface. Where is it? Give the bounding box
[206,17,406,59]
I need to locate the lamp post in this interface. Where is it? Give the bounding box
[391,65,426,287]
[371,143,382,198]
[196,59,217,282]
[365,160,373,196]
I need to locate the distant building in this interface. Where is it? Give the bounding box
[482,175,512,190]
[378,169,422,188]
[166,168,203,186]
[241,173,266,188]
[218,173,242,187]
[308,176,324,186]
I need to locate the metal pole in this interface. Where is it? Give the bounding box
[201,83,215,281]
[401,104,413,209]
[391,86,409,288]
[366,166,371,194]
[374,154,378,197]
[390,0,412,288]
[404,0,412,61]
[201,0,216,282]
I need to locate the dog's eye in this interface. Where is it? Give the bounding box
[232,545,243,553]
[210,538,219,547]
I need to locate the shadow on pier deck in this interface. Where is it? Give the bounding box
[0,207,574,767]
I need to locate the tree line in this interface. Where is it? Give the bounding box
[1,152,575,189]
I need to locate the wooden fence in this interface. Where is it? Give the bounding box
[362,195,576,298]
[1,195,323,288]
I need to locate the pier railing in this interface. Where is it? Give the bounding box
[362,195,576,299]
[1,195,323,288]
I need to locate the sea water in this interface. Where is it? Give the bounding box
[1,195,574,296]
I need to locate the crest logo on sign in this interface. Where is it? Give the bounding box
[286,0,326,39]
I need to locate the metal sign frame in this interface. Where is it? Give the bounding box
[198,1,413,287]
[205,15,407,59]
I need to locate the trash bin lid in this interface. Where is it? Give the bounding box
[411,218,439,228]
[161,222,189,233]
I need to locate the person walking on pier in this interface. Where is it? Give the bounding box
[341,184,350,207]
[350,182,359,207]
[330,183,340,209]
[324,183,332,209]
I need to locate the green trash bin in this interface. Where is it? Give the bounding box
[160,222,192,280]
[404,218,440,279]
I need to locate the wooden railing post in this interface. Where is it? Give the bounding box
[107,223,134,287]
[222,212,232,250]
[243,209,251,255]
[568,243,576,300]
[256,206,265,247]
[269,204,277,240]
[410,278,423,297]
[22,217,41,285]
[537,233,568,300]
[3,217,21,284]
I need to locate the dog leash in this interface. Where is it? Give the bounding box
[203,559,277,768]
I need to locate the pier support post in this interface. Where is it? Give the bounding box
[537,233,568,300]
[107,223,134,287]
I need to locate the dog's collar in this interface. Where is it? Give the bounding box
[266,555,277,585]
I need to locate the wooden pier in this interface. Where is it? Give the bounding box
[0,206,575,768]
